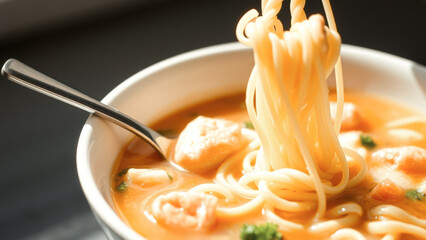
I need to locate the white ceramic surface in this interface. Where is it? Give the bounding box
[76,42,426,240]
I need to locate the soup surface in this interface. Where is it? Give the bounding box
[111,92,426,239]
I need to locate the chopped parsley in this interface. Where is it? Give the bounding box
[243,121,255,130]
[360,134,376,148]
[240,223,283,240]
[405,189,425,201]
[116,181,128,192]
[117,168,129,177]
[167,172,173,181]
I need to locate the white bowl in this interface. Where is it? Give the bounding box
[76,42,426,240]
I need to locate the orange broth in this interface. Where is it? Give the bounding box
[111,92,426,240]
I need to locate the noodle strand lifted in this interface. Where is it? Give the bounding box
[235,0,351,222]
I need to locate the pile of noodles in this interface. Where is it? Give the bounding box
[188,0,426,239]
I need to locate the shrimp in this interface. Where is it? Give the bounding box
[330,102,363,131]
[151,191,218,230]
[173,116,246,172]
[369,178,404,202]
[127,168,172,186]
[371,146,426,175]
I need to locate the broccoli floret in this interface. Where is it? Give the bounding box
[240,222,283,240]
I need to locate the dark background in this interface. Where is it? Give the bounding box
[0,0,424,239]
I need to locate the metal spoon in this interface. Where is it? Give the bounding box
[1,59,170,159]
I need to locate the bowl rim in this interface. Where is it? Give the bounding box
[76,42,425,239]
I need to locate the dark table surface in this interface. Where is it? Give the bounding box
[0,0,424,239]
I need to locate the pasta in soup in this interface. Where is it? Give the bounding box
[111,0,426,239]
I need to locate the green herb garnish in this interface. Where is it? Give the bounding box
[157,129,177,137]
[240,102,247,109]
[360,134,376,148]
[116,181,128,192]
[243,121,255,130]
[405,189,425,201]
[240,223,283,240]
[117,168,129,177]
[167,172,173,181]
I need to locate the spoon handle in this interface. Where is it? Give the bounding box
[1,59,166,158]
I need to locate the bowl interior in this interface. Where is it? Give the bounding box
[76,42,426,239]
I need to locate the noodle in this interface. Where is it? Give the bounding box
[235,0,351,222]
[331,228,367,240]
